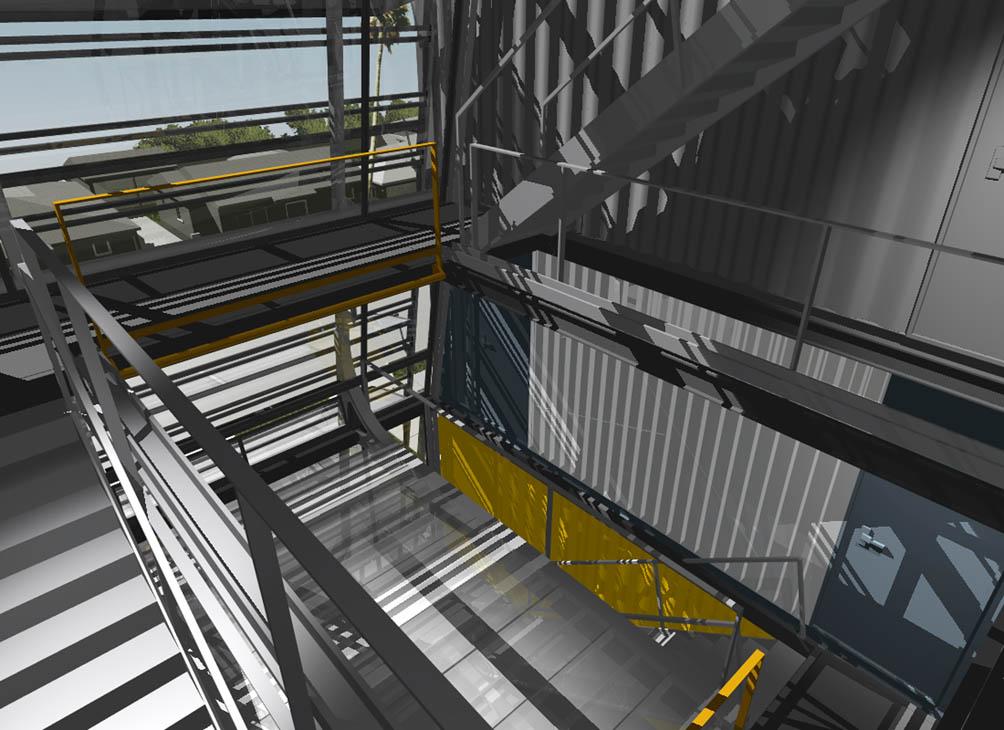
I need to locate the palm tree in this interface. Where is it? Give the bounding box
[368,5,411,195]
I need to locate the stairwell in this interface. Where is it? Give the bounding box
[0,403,212,730]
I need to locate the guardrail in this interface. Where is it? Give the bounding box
[367,359,773,684]
[49,141,444,377]
[557,557,747,681]
[686,648,766,730]
[10,220,487,730]
[467,142,1004,373]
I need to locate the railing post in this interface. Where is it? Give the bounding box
[238,495,316,730]
[61,281,146,509]
[733,654,763,730]
[724,603,742,682]
[796,557,807,638]
[556,165,567,282]
[470,143,480,248]
[455,116,466,243]
[360,0,371,216]
[790,224,831,371]
[653,561,666,635]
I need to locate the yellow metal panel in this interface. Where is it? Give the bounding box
[552,492,771,638]
[437,417,549,554]
[437,416,771,639]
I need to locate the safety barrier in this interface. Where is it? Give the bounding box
[9,217,486,730]
[687,649,766,730]
[51,142,444,376]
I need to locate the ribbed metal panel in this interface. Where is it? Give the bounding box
[528,252,891,617]
[463,0,1004,356]
[468,0,687,211]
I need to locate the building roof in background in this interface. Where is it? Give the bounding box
[63,146,177,182]
[63,146,172,168]
[147,145,330,188]
[6,181,140,244]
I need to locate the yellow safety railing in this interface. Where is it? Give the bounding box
[51,142,444,376]
[687,648,765,730]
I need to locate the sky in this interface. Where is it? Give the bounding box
[0,16,420,173]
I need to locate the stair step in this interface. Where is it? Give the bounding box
[90,674,210,730]
[0,402,77,470]
[0,554,139,643]
[0,574,154,683]
[0,623,186,729]
[0,453,112,553]
[481,0,892,249]
[0,506,119,581]
[0,528,132,615]
[0,603,164,708]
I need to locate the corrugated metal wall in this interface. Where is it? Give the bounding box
[460,0,1004,355]
[527,252,891,617]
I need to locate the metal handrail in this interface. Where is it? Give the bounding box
[687,649,766,730]
[13,222,489,730]
[557,556,746,681]
[368,359,764,681]
[53,140,441,285]
[684,555,806,637]
[468,142,992,262]
[468,142,1004,371]
[50,141,444,378]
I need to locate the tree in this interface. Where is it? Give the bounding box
[381,105,419,125]
[284,103,362,137]
[368,5,412,193]
[136,118,273,151]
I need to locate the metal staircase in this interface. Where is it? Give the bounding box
[0,406,212,730]
[470,0,894,250]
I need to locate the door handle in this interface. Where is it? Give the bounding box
[986,146,1004,181]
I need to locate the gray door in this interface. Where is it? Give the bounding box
[812,473,1004,706]
[913,57,1004,362]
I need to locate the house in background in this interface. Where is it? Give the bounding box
[63,146,177,194]
[145,136,423,239]
[5,181,144,264]
[369,131,420,200]
[147,146,337,239]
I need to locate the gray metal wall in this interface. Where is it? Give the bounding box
[527,252,890,618]
[461,0,1004,360]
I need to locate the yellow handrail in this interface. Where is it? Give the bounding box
[52,141,439,284]
[688,648,765,730]
[50,142,443,377]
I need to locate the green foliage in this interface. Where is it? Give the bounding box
[381,105,420,124]
[282,102,415,138]
[135,118,273,151]
[284,108,327,137]
[284,103,364,137]
[371,6,411,51]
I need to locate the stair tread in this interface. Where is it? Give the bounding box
[0,624,183,729]
[0,574,154,682]
[0,528,133,615]
[89,673,206,730]
[0,506,120,581]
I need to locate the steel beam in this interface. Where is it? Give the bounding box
[15,222,490,730]
[445,246,1004,531]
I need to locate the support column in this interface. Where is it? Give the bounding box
[327,0,346,211]
[361,0,372,216]
[0,186,20,298]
